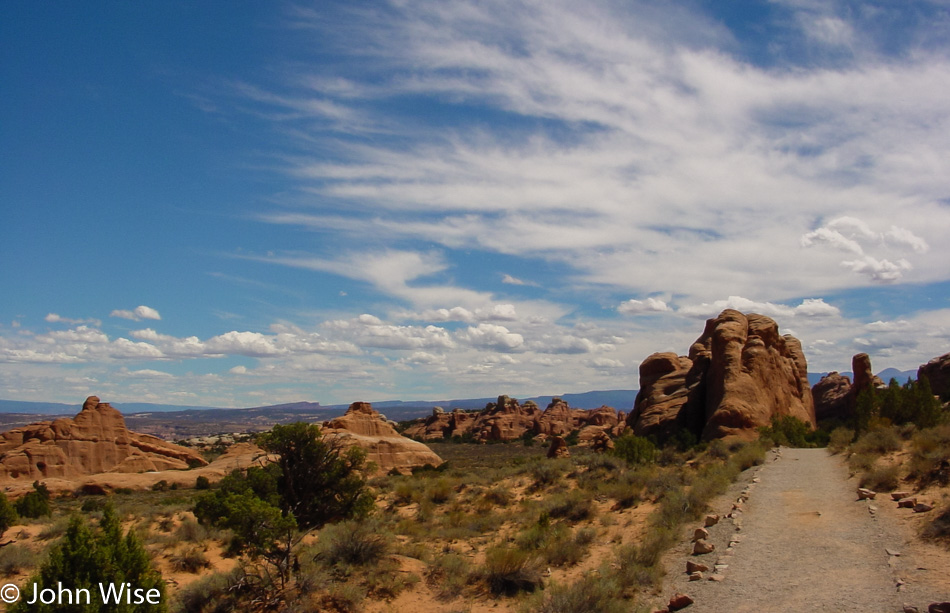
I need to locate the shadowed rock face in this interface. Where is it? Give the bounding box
[919,352,950,399]
[323,402,443,474]
[629,310,816,441]
[812,372,852,422]
[0,396,207,481]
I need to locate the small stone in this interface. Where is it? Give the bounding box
[898,497,917,508]
[929,603,950,613]
[668,593,693,611]
[686,561,709,574]
[708,574,725,582]
[892,491,912,501]
[692,539,715,555]
[857,487,877,500]
[903,605,919,613]
[886,548,902,557]
[704,514,720,527]
[714,564,729,571]
[688,571,703,581]
[752,477,761,483]
[692,527,709,542]
[914,503,934,513]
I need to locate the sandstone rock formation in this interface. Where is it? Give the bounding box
[629,310,815,441]
[403,396,624,444]
[811,353,887,423]
[919,352,950,399]
[546,436,570,459]
[0,396,207,482]
[322,402,442,474]
[812,371,852,422]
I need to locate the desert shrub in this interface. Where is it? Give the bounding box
[428,552,470,600]
[827,427,855,454]
[543,527,595,568]
[851,427,902,456]
[611,434,656,466]
[483,485,513,507]
[848,452,879,473]
[645,467,688,500]
[704,439,730,460]
[425,478,454,504]
[687,463,736,512]
[152,479,169,492]
[15,481,51,519]
[0,544,39,576]
[319,520,389,567]
[170,547,211,573]
[530,458,569,489]
[921,504,950,542]
[175,517,208,543]
[546,491,594,523]
[859,464,900,492]
[174,568,244,613]
[114,487,133,495]
[36,517,70,541]
[727,441,767,471]
[0,491,17,539]
[195,476,211,490]
[532,574,625,613]
[321,582,366,612]
[478,545,542,596]
[907,424,950,484]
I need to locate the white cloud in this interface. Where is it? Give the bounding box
[45,313,101,326]
[456,323,524,352]
[618,297,671,314]
[110,306,162,321]
[840,256,911,283]
[678,296,840,319]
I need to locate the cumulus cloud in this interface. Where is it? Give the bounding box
[678,296,840,319]
[840,256,911,283]
[110,306,162,321]
[617,297,671,314]
[456,323,524,352]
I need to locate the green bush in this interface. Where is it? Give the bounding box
[195,475,211,490]
[15,481,51,519]
[12,503,166,612]
[0,491,17,538]
[428,552,470,600]
[611,434,656,466]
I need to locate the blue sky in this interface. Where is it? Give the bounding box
[2,0,950,407]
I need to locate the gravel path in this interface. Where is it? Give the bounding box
[658,447,947,612]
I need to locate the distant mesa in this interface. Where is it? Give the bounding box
[0,396,207,482]
[402,395,625,444]
[322,401,443,474]
[628,309,815,441]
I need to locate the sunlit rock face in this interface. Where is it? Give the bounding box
[323,401,443,474]
[629,310,816,441]
[0,396,208,481]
